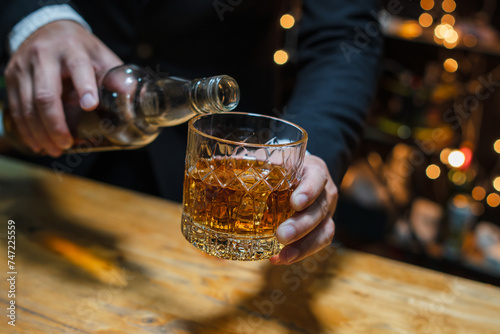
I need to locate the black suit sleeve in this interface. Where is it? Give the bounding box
[0,1,40,61]
[286,0,382,185]
[0,1,87,63]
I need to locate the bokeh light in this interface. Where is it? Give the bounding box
[421,0,435,11]
[472,187,486,201]
[280,14,295,29]
[397,125,411,139]
[444,40,458,50]
[443,58,458,73]
[487,193,500,208]
[419,13,433,28]
[399,21,423,39]
[441,14,455,26]
[451,171,467,186]
[471,202,485,216]
[463,34,478,48]
[434,35,444,45]
[444,30,459,44]
[452,194,469,208]
[448,150,465,168]
[459,146,473,170]
[494,139,500,154]
[494,177,500,192]
[442,0,456,13]
[435,24,449,39]
[440,148,451,164]
[273,50,289,65]
[426,164,441,179]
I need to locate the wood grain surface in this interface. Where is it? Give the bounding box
[0,156,499,334]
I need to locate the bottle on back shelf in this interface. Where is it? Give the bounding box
[0,64,240,154]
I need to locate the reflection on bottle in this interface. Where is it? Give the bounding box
[1,64,240,154]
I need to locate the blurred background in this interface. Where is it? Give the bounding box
[1,0,500,286]
[276,0,500,286]
[334,0,500,286]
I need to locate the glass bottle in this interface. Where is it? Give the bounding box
[0,64,240,154]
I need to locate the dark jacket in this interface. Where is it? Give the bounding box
[1,0,382,201]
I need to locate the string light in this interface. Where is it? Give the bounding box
[434,24,457,47]
[472,187,486,201]
[434,35,444,45]
[451,171,467,186]
[442,0,457,13]
[471,203,485,216]
[494,177,500,192]
[443,41,458,50]
[441,14,455,26]
[274,50,289,65]
[487,193,500,208]
[440,148,452,164]
[463,34,478,48]
[494,139,500,154]
[280,14,295,29]
[397,125,411,139]
[459,146,473,170]
[445,30,459,44]
[426,164,441,179]
[399,21,423,39]
[448,150,465,168]
[421,0,435,11]
[452,194,469,208]
[435,24,449,39]
[443,58,458,73]
[419,13,433,28]
[444,40,458,50]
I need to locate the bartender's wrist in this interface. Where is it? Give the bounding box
[8,4,91,55]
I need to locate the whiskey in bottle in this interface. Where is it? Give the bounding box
[0,64,240,154]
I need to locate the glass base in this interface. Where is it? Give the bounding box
[181,214,283,261]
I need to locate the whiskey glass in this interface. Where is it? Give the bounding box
[181,112,308,261]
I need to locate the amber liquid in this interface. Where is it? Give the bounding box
[182,157,298,260]
[2,105,155,154]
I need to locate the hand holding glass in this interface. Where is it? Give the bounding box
[181,112,308,260]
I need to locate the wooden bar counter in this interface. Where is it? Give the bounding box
[1,156,500,334]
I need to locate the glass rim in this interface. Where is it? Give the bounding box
[188,112,308,148]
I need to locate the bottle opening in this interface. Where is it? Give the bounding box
[191,75,240,114]
[216,76,240,111]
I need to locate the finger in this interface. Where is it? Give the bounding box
[64,53,99,111]
[5,75,41,152]
[276,189,329,245]
[273,216,335,265]
[26,109,62,157]
[291,157,328,211]
[33,60,73,153]
[17,71,61,156]
[91,45,123,85]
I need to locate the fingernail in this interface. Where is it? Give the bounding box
[80,93,97,110]
[269,255,281,265]
[48,148,62,157]
[293,193,308,209]
[286,248,299,264]
[30,143,42,153]
[58,138,73,150]
[277,224,295,244]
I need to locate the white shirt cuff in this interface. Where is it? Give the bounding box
[8,4,92,55]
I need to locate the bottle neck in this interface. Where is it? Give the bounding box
[189,75,240,114]
[141,75,240,127]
